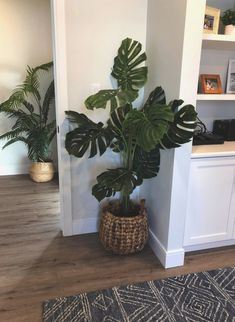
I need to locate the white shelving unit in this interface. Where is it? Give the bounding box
[145,0,235,266]
[184,0,235,251]
[202,34,235,42]
[197,94,235,100]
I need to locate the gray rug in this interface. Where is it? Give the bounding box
[42,266,235,322]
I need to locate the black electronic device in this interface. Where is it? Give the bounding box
[213,119,235,141]
[193,133,224,146]
[193,116,225,146]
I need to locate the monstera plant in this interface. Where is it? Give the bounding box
[65,38,197,254]
[0,62,56,182]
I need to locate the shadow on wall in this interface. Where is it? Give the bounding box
[0,65,24,101]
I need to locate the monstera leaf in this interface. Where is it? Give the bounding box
[111,38,148,91]
[85,38,147,112]
[123,104,173,151]
[85,89,138,111]
[108,104,131,131]
[143,86,166,110]
[65,111,113,158]
[133,147,160,179]
[92,168,143,202]
[160,104,197,149]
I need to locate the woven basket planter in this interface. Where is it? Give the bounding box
[29,162,54,183]
[99,201,148,255]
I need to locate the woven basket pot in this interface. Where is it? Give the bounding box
[29,162,54,183]
[99,201,148,255]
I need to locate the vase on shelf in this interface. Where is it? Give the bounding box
[224,24,235,35]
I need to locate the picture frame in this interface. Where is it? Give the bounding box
[203,6,220,34]
[200,74,223,94]
[226,59,235,93]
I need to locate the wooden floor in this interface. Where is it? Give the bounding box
[0,175,234,322]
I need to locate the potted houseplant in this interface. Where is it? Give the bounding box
[221,9,235,35]
[65,38,197,254]
[0,62,56,182]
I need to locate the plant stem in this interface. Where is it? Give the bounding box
[121,135,134,215]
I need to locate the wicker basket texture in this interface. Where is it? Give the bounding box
[99,206,148,255]
[29,162,54,183]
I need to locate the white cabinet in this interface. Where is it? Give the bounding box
[184,156,235,248]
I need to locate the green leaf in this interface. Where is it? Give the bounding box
[160,104,197,149]
[108,104,131,131]
[27,128,50,161]
[85,89,138,111]
[65,111,113,158]
[2,137,27,149]
[124,104,173,151]
[92,168,142,202]
[169,99,184,112]
[42,80,55,124]
[17,61,53,103]
[111,38,148,91]
[143,86,166,110]
[0,129,25,141]
[23,101,34,113]
[133,147,160,179]
[0,91,25,112]
[116,90,138,106]
[85,90,119,110]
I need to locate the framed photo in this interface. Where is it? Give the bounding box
[200,74,223,94]
[203,6,220,34]
[226,59,235,93]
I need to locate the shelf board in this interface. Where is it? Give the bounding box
[197,94,235,101]
[202,33,235,43]
[191,141,235,158]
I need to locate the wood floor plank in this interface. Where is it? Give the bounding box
[0,174,234,322]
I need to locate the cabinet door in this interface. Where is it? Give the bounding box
[184,157,235,246]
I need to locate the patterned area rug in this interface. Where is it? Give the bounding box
[42,266,235,322]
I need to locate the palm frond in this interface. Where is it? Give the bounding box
[27,130,50,161]
[42,80,55,124]
[0,90,25,112]
[0,129,25,141]
[2,137,28,149]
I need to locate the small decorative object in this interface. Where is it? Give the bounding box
[226,59,235,93]
[65,38,197,255]
[0,62,56,182]
[200,74,223,94]
[203,6,220,34]
[221,9,235,35]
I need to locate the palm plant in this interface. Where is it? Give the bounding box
[0,62,56,162]
[65,38,197,216]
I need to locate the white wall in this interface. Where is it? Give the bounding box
[64,0,148,231]
[0,0,53,175]
[142,0,205,268]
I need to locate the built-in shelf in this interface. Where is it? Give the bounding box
[202,33,235,50]
[191,141,235,158]
[202,33,235,42]
[197,94,235,101]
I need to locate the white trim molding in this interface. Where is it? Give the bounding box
[0,163,30,176]
[51,0,73,236]
[184,239,235,252]
[72,218,99,235]
[149,229,185,268]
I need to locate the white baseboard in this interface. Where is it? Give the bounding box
[149,228,185,268]
[0,163,30,176]
[72,217,99,235]
[184,239,235,252]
